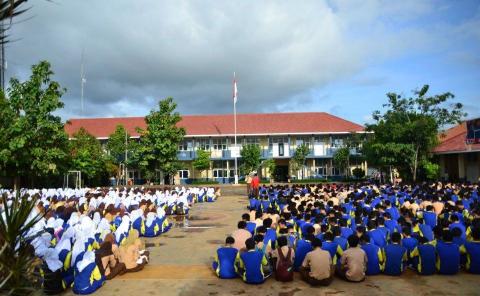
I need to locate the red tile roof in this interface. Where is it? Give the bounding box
[433,122,480,154]
[64,112,364,138]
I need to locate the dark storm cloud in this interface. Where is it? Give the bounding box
[4,0,478,120]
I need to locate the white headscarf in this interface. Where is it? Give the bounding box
[92,212,101,226]
[76,251,95,273]
[145,212,156,228]
[68,212,80,226]
[156,207,165,218]
[71,234,86,266]
[43,248,63,272]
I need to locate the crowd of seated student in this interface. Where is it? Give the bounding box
[212,182,480,285]
[0,186,219,295]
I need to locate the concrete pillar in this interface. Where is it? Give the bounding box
[458,154,465,180]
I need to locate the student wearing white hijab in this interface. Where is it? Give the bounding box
[72,251,104,294]
[42,248,66,295]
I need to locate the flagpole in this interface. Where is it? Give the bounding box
[233,72,238,185]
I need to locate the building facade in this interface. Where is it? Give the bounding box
[65,112,367,184]
[433,121,480,182]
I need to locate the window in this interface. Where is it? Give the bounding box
[196,138,210,150]
[178,170,189,179]
[244,137,259,145]
[213,169,234,178]
[178,140,192,151]
[315,167,327,176]
[331,137,344,148]
[212,138,227,150]
[296,137,312,149]
[279,143,284,156]
[331,167,341,176]
[269,137,288,144]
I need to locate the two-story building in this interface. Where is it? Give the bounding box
[65,112,367,184]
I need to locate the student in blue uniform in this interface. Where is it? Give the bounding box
[236,238,271,284]
[368,221,387,248]
[293,234,313,271]
[436,230,461,275]
[410,236,436,275]
[383,232,407,276]
[464,227,480,274]
[401,227,418,267]
[242,213,257,235]
[360,233,383,275]
[321,231,343,265]
[212,236,239,279]
[333,226,348,251]
[422,205,437,229]
[72,251,104,294]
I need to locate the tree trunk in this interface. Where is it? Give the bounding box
[412,146,419,182]
[14,175,20,191]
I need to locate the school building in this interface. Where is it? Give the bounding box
[433,121,480,183]
[65,112,367,184]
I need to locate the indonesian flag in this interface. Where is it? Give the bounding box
[233,73,238,104]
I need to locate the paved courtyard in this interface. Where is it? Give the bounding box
[65,188,480,296]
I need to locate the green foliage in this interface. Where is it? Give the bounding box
[290,144,310,177]
[240,144,261,173]
[333,147,350,176]
[365,85,465,181]
[106,125,129,164]
[0,0,30,44]
[192,149,211,174]
[70,128,107,185]
[422,160,440,180]
[263,159,276,180]
[352,167,365,179]
[0,61,70,188]
[0,193,44,295]
[137,97,186,179]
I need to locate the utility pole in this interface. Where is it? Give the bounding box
[0,21,5,91]
[125,129,128,185]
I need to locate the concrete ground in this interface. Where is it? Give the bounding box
[65,189,480,296]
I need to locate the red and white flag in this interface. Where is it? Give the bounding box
[233,73,238,104]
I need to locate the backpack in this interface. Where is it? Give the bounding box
[275,247,293,282]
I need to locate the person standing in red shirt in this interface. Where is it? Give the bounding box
[251,173,260,197]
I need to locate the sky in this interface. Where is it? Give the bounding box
[5,0,480,125]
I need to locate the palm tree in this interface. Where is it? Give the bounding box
[0,0,30,43]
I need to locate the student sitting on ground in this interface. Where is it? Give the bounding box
[436,230,461,275]
[383,232,407,276]
[232,221,252,251]
[464,227,480,274]
[410,236,436,275]
[336,235,368,282]
[360,233,383,275]
[272,236,295,282]
[95,241,126,280]
[300,238,334,286]
[212,236,238,279]
[236,238,271,284]
[118,230,148,273]
[72,251,104,295]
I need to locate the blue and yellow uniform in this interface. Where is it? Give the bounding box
[236,250,269,284]
[436,241,460,275]
[410,243,436,275]
[293,239,312,271]
[383,243,407,276]
[212,247,239,279]
[361,243,383,275]
[369,229,387,248]
[72,252,104,294]
[464,241,480,274]
[321,241,343,265]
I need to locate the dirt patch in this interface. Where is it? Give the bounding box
[207,239,224,245]
[169,235,186,238]
[278,288,301,296]
[188,215,210,221]
[182,228,207,233]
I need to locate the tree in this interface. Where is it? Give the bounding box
[291,144,310,179]
[240,144,261,174]
[192,149,211,179]
[0,1,30,44]
[263,159,276,181]
[0,61,70,188]
[352,167,365,179]
[333,147,350,178]
[137,97,185,183]
[107,124,130,164]
[69,128,107,185]
[0,192,44,295]
[365,85,465,182]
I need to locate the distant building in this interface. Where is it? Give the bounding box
[65,112,367,184]
[433,120,480,182]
